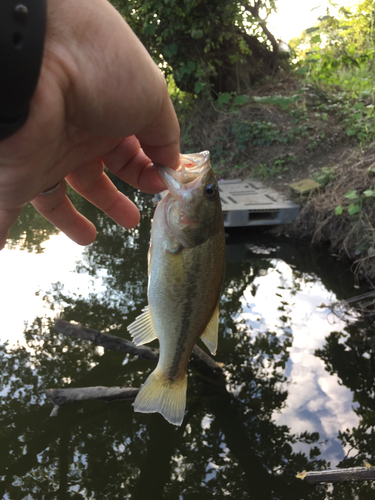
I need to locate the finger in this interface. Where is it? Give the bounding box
[0,206,23,250]
[31,181,97,245]
[102,136,169,194]
[66,158,140,228]
[136,91,180,169]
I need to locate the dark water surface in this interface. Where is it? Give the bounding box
[1,183,374,499]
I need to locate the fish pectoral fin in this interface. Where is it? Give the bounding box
[127,306,158,346]
[134,368,187,426]
[200,305,219,356]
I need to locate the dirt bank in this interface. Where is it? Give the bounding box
[285,143,375,285]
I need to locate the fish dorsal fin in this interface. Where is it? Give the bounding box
[127,306,158,346]
[200,305,219,355]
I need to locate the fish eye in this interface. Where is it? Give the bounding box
[205,183,216,198]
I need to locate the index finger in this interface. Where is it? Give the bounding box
[136,89,180,170]
[103,136,178,194]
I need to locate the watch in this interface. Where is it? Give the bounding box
[0,0,47,141]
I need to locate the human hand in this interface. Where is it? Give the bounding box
[0,0,180,250]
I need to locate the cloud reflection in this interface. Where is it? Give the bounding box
[237,258,359,466]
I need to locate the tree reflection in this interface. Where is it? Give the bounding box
[6,202,59,254]
[315,318,375,498]
[0,315,326,499]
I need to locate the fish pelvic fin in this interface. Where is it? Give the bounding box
[200,304,219,355]
[134,368,187,426]
[127,306,158,346]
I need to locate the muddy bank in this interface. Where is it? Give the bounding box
[283,143,375,285]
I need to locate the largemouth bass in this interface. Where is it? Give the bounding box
[128,151,225,426]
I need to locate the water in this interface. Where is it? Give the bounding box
[1,183,374,499]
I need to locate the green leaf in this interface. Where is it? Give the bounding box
[353,103,364,110]
[305,27,320,34]
[180,60,196,75]
[163,43,178,58]
[363,189,375,197]
[335,205,344,215]
[339,7,352,17]
[319,15,332,21]
[348,44,356,55]
[344,190,358,200]
[144,25,156,36]
[194,81,204,94]
[348,204,361,215]
[191,29,203,39]
[311,35,321,44]
[217,93,232,105]
[234,95,249,106]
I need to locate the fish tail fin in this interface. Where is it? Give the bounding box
[134,369,187,426]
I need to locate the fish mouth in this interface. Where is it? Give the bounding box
[156,151,211,200]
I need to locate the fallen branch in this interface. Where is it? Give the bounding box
[46,386,139,416]
[53,319,159,361]
[53,319,223,372]
[297,466,375,484]
[191,344,224,371]
[322,290,375,319]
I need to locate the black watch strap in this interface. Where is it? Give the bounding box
[0,0,47,141]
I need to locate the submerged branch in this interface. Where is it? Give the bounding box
[53,319,159,361]
[53,319,223,372]
[191,344,223,371]
[46,387,139,416]
[298,467,375,484]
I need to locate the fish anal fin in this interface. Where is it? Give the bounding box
[127,306,158,346]
[134,368,187,426]
[200,305,219,355]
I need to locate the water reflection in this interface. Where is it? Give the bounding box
[1,183,374,498]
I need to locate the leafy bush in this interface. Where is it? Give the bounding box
[231,121,285,149]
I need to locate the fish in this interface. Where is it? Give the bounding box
[127,150,225,426]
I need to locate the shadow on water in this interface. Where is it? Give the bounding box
[1,183,375,498]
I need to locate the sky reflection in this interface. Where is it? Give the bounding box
[0,234,104,346]
[238,257,359,466]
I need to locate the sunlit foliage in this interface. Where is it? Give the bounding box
[111,0,281,94]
